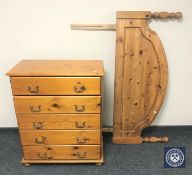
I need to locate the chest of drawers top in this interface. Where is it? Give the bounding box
[6,60,104,77]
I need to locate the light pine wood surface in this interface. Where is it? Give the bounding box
[11,77,101,95]
[14,96,101,114]
[69,11,181,144]
[20,130,100,145]
[113,11,169,144]
[23,145,101,160]
[6,60,104,77]
[17,114,100,130]
[7,60,104,165]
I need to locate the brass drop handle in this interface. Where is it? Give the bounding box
[35,136,47,144]
[27,86,39,93]
[73,152,87,159]
[37,152,52,159]
[30,105,41,112]
[74,105,85,112]
[33,122,43,129]
[74,82,86,93]
[76,137,89,144]
[75,121,86,128]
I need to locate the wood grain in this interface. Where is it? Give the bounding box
[20,130,100,145]
[150,11,182,19]
[113,11,168,144]
[7,60,104,164]
[14,96,101,114]
[117,11,151,19]
[21,138,104,165]
[23,145,101,160]
[71,24,116,30]
[17,114,100,130]
[11,77,101,95]
[143,136,168,143]
[6,60,104,77]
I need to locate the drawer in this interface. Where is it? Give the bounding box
[23,145,101,160]
[14,96,101,114]
[20,130,100,145]
[11,77,101,95]
[17,114,100,130]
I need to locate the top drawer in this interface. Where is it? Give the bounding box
[11,77,101,95]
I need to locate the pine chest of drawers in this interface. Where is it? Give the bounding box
[6,60,104,166]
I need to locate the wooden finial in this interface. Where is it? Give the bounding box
[143,136,168,143]
[151,12,182,19]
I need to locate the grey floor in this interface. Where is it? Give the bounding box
[0,127,191,175]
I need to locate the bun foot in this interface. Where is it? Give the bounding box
[24,163,31,167]
[96,162,103,166]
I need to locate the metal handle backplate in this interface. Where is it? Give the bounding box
[74,105,85,112]
[76,137,89,144]
[75,121,86,128]
[35,136,47,144]
[74,82,86,93]
[37,152,52,159]
[30,105,41,112]
[33,122,43,129]
[27,86,39,93]
[73,152,87,159]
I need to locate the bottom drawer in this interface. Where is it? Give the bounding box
[23,145,101,160]
[20,130,100,145]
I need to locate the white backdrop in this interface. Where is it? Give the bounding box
[0,0,192,127]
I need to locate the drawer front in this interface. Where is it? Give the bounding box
[17,114,100,130]
[20,130,100,145]
[11,77,101,95]
[14,96,101,114]
[23,145,100,160]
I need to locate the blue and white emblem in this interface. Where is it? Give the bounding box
[164,147,185,168]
